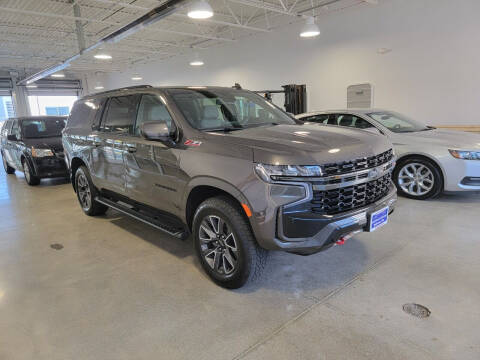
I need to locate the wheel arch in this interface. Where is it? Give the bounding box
[184,177,252,232]
[70,157,87,192]
[395,152,445,190]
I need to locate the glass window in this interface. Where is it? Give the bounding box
[367,111,429,133]
[10,120,21,139]
[28,96,77,116]
[1,120,12,137]
[67,98,104,129]
[0,96,15,122]
[22,117,66,139]
[103,96,139,133]
[167,88,295,131]
[302,114,329,124]
[135,94,175,135]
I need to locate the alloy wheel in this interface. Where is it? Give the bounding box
[398,162,434,196]
[199,215,238,276]
[23,162,30,183]
[77,173,92,211]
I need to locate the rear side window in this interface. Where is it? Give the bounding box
[334,114,374,129]
[67,99,104,129]
[102,95,139,133]
[11,120,20,139]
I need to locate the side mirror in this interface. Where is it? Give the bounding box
[140,121,172,142]
[7,134,17,141]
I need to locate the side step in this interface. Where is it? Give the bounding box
[95,196,189,240]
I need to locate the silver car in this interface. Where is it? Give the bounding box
[296,109,480,200]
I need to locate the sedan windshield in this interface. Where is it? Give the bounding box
[167,88,296,131]
[22,118,66,138]
[367,111,429,133]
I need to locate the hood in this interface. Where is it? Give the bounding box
[204,124,393,165]
[392,129,480,149]
[23,136,64,152]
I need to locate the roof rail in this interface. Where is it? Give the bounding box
[90,85,153,97]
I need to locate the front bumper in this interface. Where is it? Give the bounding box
[439,154,480,191]
[31,155,68,178]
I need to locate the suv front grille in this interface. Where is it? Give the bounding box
[311,173,392,215]
[323,149,394,176]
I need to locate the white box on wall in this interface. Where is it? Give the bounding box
[347,83,373,108]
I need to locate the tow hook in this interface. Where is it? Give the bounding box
[335,230,362,246]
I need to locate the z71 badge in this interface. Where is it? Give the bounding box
[184,139,202,147]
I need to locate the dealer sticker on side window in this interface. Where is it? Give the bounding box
[369,206,389,232]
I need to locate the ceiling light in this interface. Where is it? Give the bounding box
[51,73,65,78]
[131,75,143,81]
[300,17,320,38]
[94,86,104,90]
[26,85,37,88]
[94,54,112,60]
[188,0,214,19]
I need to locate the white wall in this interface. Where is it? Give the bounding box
[104,0,480,126]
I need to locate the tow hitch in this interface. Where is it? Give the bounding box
[335,230,362,246]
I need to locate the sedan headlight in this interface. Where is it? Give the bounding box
[32,148,54,157]
[255,163,323,182]
[449,149,480,160]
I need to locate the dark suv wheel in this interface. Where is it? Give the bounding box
[22,159,40,186]
[75,166,108,216]
[393,157,443,200]
[193,196,267,289]
[2,153,15,174]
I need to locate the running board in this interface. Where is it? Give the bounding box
[95,196,188,240]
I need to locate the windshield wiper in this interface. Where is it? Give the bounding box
[204,126,244,132]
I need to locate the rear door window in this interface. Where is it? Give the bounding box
[333,114,373,129]
[102,95,139,134]
[301,114,330,124]
[68,98,105,129]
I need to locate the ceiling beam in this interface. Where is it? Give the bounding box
[72,1,87,52]
[172,13,270,32]
[227,0,299,16]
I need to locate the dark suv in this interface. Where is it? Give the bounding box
[1,116,68,185]
[63,86,397,288]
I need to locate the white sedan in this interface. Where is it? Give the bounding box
[296,109,480,200]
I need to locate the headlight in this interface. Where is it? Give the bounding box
[255,163,323,182]
[32,148,54,157]
[449,149,480,160]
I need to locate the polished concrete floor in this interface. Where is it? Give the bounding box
[0,170,479,360]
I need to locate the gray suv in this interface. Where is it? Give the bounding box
[63,85,397,288]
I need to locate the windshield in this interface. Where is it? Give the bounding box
[167,88,296,131]
[22,118,66,138]
[367,111,429,133]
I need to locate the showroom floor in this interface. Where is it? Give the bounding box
[0,171,478,360]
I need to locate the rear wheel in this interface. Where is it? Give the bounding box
[193,196,267,289]
[2,153,15,174]
[393,157,443,200]
[22,159,40,186]
[75,166,108,216]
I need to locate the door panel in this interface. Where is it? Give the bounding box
[124,94,181,215]
[9,120,22,169]
[94,95,139,194]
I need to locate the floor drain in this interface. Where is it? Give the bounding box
[402,303,431,318]
[50,243,64,250]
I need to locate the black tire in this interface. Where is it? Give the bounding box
[74,166,108,216]
[393,157,443,200]
[22,159,40,186]
[2,152,15,174]
[193,196,268,289]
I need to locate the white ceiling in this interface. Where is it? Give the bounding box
[0,0,372,78]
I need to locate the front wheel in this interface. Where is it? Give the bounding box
[393,158,443,200]
[22,159,40,186]
[193,196,268,289]
[75,166,108,216]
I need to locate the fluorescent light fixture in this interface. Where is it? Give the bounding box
[94,86,105,90]
[131,75,143,81]
[189,60,204,66]
[300,17,320,38]
[51,73,65,78]
[26,84,37,88]
[188,0,214,19]
[94,54,112,60]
